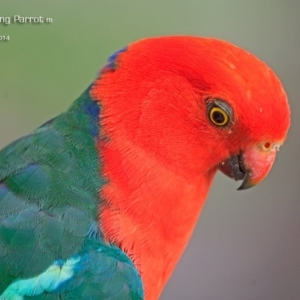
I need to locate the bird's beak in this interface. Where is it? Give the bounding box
[218,145,277,190]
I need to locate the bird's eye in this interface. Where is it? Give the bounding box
[209,107,229,126]
[207,99,232,127]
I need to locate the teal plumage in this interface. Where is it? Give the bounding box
[0,87,143,299]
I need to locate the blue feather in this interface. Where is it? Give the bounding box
[100,47,127,73]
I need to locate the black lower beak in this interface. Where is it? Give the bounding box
[218,155,250,190]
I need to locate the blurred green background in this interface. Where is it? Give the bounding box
[1,1,299,299]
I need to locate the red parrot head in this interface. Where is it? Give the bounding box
[91,36,291,299]
[93,36,291,190]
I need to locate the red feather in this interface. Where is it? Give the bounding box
[91,36,290,299]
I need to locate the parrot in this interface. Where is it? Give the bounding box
[0,36,290,300]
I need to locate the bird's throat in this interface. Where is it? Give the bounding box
[98,141,215,300]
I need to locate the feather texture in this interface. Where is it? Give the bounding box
[0,87,143,299]
[1,36,291,300]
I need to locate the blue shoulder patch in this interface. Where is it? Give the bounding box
[82,85,100,137]
[100,47,128,73]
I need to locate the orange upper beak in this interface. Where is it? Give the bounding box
[218,145,277,190]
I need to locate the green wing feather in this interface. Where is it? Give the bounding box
[0,87,143,299]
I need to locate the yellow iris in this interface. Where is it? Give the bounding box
[209,106,229,126]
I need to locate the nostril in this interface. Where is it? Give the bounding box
[263,142,271,150]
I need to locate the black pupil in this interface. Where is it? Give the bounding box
[212,111,225,124]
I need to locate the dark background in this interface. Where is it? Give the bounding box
[1,1,299,299]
